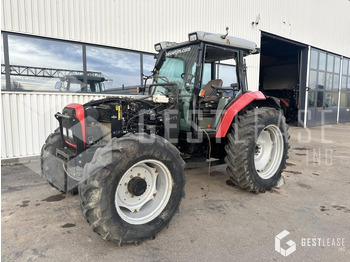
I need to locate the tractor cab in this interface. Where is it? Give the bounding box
[151,31,259,133]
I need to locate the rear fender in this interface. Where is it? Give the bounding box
[215,91,266,138]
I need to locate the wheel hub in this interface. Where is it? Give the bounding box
[128,177,147,196]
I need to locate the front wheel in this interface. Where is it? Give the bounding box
[41,131,66,192]
[224,107,289,193]
[79,133,186,245]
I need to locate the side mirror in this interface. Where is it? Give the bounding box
[54,81,63,90]
[154,50,166,71]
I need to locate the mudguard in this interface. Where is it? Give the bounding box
[215,91,266,138]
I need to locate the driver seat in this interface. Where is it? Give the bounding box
[201,79,223,102]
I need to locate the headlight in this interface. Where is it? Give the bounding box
[188,33,198,41]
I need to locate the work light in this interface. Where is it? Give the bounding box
[154,43,162,51]
[188,33,198,41]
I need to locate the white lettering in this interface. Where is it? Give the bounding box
[300,238,346,247]
[166,47,191,57]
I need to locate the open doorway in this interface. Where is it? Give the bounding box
[259,33,308,126]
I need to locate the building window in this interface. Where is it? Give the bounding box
[7,34,83,91]
[86,46,141,92]
[1,32,155,93]
[1,33,5,90]
[308,48,341,108]
[340,58,350,109]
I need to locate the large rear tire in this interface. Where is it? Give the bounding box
[224,107,289,193]
[79,133,186,245]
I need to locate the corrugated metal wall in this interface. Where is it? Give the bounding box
[2,0,350,90]
[1,92,125,159]
[2,0,350,55]
[1,0,350,158]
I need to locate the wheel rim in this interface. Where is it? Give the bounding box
[115,159,173,225]
[254,124,284,179]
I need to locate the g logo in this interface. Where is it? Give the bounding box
[275,230,296,257]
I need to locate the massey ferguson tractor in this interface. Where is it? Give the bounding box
[41,31,289,245]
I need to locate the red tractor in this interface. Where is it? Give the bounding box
[41,31,289,245]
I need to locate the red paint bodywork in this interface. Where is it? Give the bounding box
[215,91,266,138]
[65,103,86,148]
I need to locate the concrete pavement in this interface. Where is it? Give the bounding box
[1,124,350,261]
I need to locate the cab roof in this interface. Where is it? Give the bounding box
[192,31,258,52]
[156,31,258,54]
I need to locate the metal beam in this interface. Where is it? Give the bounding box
[1,64,104,78]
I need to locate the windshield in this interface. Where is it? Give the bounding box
[153,44,199,96]
[153,44,199,131]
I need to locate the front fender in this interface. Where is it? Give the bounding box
[215,91,266,138]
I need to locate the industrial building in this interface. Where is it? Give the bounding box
[1,0,350,159]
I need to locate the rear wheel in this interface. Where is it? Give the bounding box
[79,133,186,245]
[224,107,289,193]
